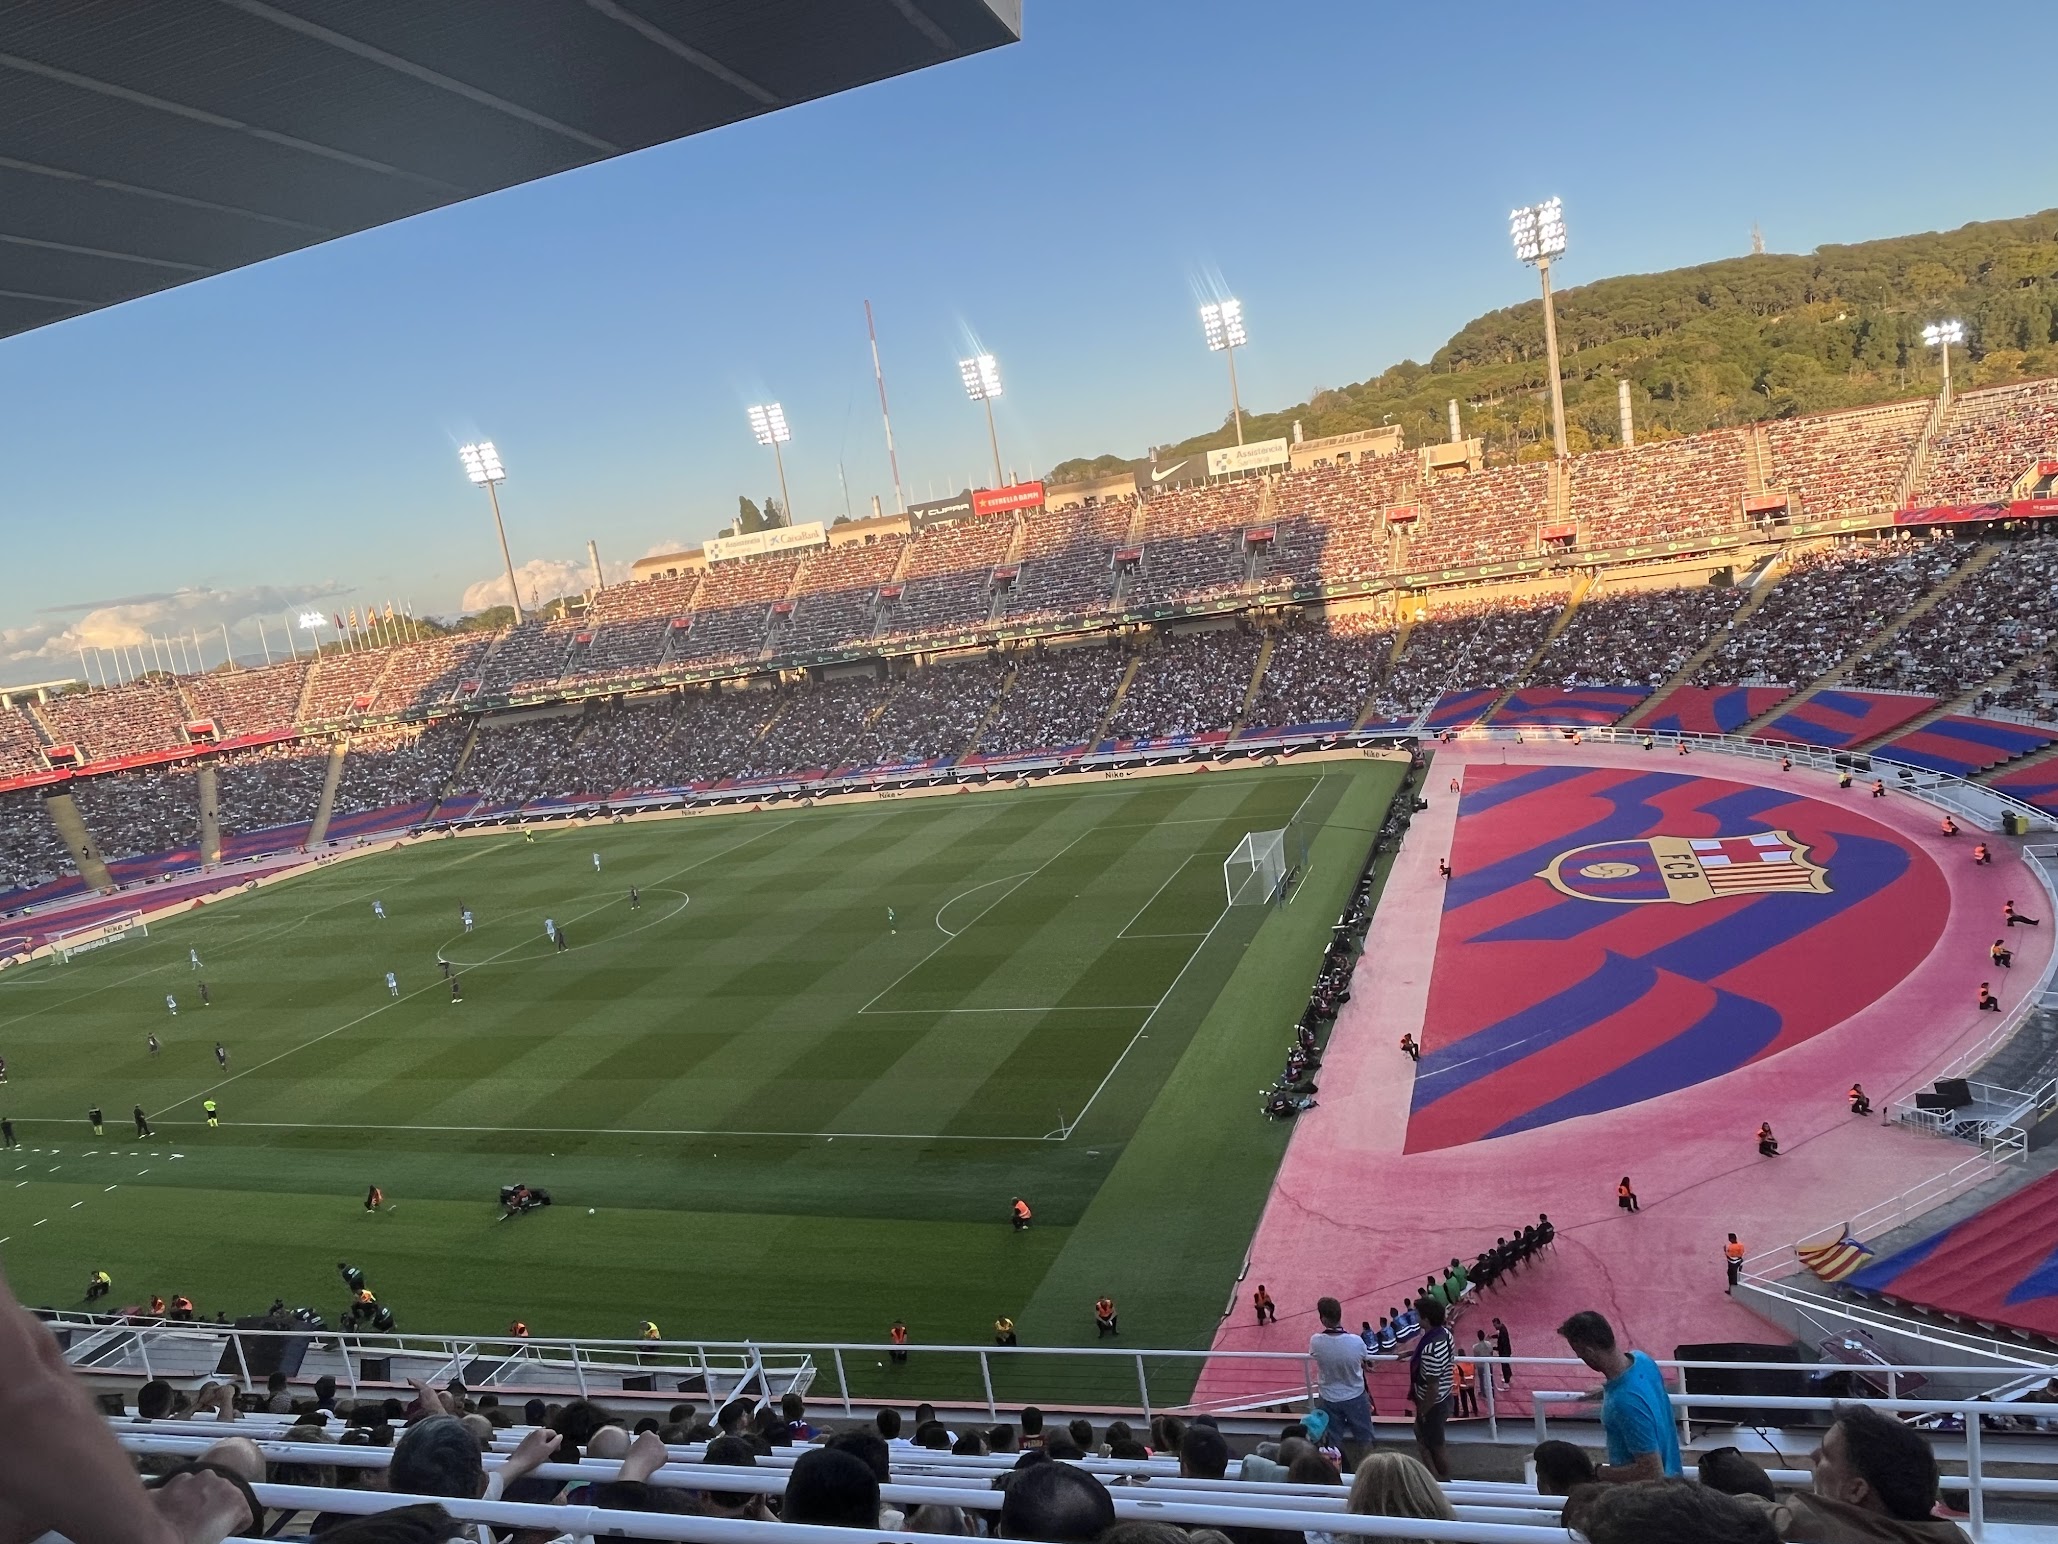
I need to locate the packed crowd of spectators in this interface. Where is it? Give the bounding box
[1243,615,1393,731]
[887,517,1015,641]
[1692,538,1976,687]
[0,704,49,779]
[1006,503,1133,622]
[843,661,1006,769]
[1110,628,1262,741]
[1765,400,1929,519]
[1848,532,2058,698]
[784,539,905,654]
[215,743,330,832]
[33,678,187,760]
[68,763,200,859]
[333,725,465,814]
[976,646,1126,757]
[1571,435,1750,549]
[1375,594,1566,719]
[302,650,395,723]
[739,676,897,778]
[1531,583,1747,688]
[1918,378,2058,505]
[182,659,311,736]
[0,789,72,894]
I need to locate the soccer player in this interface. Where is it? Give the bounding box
[439,958,452,979]
[189,948,201,970]
[592,852,602,872]
[338,1261,367,1293]
[0,1057,7,1083]
[147,1034,159,1058]
[365,1185,383,1212]
[198,982,210,1007]
[165,994,177,1017]
[629,887,640,910]
[544,918,556,943]
[555,926,568,953]
[373,899,386,919]
[133,1105,154,1138]
[461,907,474,933]
[202,1099,219,1129]
[385,971,400,998]
[450,976,464,1004]
[214,1042,228,1070]
[88,1105,103,1137]
[0,1117,14,1149]
[887,906,896,928]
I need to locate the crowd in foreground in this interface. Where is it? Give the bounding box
[3,1245,1990,1544]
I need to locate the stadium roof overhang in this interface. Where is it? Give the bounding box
[0,0,1020,341]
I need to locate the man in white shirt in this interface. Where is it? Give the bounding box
[1309,1294,1376,1466]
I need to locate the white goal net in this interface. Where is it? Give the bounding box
[1224,829,1289,907]
[53,912,147,962]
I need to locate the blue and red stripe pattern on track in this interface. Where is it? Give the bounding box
[1848,1168,2058,1340]
[1407,764,1946,1152]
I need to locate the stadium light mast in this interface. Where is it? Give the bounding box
[1922,319,1964,401]
[1200,299,1249,446]
[458,441,523,624]
[959,353,1005,488]
[747,403,795,525]
[1510,197,1570,459]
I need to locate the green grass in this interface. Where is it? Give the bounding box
[0,760,1400,1391]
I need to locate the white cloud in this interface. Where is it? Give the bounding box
[0,582,344,686]
[460,554,640,614]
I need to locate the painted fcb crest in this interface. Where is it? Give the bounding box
[1537,831,1831,906]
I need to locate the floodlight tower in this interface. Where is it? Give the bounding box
[1922,319,1964,400]
[458,441,524,624]
[747,402,795,525]
[1510,197,1571,459]
[1200,299,1249,446]
[959,353,1005,488]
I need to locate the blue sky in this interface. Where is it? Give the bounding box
[2,0,2052,684]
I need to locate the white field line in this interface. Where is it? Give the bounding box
[857,828,1092,1015]
[156,1119,1055,1143]
[1116,853,1197,939]
[932,872,1035,938]
[150,821,795,1120]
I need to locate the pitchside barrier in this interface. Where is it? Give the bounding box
[49,910,146,962]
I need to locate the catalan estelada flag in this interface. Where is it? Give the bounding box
[1797,1229,1875,1284]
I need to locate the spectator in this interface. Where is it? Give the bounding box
[1344,1451,1458,1541]
[1581,1478,1778,1544]
[1778,1406,1972,1543]
[1557,1309,1683,1480]
[998,1459,1115,1542]
[1179,1422,1229,1480]
[1408,1296,1456,1481]
[782,1446,882,1529]
[1532,1439,1597,1495]
[1309,1295,1377,1466]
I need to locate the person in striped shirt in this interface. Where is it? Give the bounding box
[1408,1296,1456,1481]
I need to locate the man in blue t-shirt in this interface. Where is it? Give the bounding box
[1557,1310,1682,1480]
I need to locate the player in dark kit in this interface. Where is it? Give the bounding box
[88,1105,103,1136]
[133,1106,154,1138]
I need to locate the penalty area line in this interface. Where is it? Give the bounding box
[198,1119,1060,1143]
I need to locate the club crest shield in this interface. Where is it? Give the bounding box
[1537,830,1831,906]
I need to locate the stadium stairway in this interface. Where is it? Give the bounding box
[952,665,1016,765]
[1480,574,1592,723]
[41,790,112,891]
[1729,543,2005,742]
[304,740,346,847]
[438,719,484,799]
[1228,631,1278,738]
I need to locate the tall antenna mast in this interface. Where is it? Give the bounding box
[865,299,907,515]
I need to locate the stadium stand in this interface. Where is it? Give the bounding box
[1407,464,1553,569]
[1765,399,1930,518]
[1271,458,1414,587]
[1110,627,1261,742]
[1691,539,1976,686]
[179,659,310,737]
[301,649,393,722]
[1006,500,1132,621]
[0,789,71,894]
[481,620,578,693]
[1757,687,1942,750]
[332,724,463,815]
[651,688,784,787]
[975,646,1126,759]
[1917,377,2058,504]
[1848,1167,2058,1340]
[887,516,1014,639]
[1569,434,1749,547]
[215,742,329,836]
[1243,616,1393,733]
[784,537,903,653]
[31,678,186,760]
[842,660,1004,769]
[739,675,895,779]
[1848,532,2058,696]
[376,633,494,714]
[1129,480,1265,607]
[1377,594,1565,721]
[677,553,804,666]
[0,703,49,778]
[67,763,198,861]
[1528,582,1746,687]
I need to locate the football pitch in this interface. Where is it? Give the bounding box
[0,759,1400,1376]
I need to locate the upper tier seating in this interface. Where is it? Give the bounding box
[1128,481,1264,607]
[0,706,50,778]
[301,650,391,721]
[33,680,186,760]
[675,554,804,666]
[784,538,905,653]
[1570,435,1749,548]
[1406,464,1554,570]
[886,516,1014,639]
[1918,378,2058,504]
[1765,399,1927,518]
[376,633,493,713]
[179,659,309,736]
[1006,501,1132,621]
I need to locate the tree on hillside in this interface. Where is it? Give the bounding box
[1104,208,2058,471]
[736,495,766,534]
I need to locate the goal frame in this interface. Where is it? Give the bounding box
[52,911,148,962]
[1224,829,1289,907]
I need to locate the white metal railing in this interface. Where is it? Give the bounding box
[1742,1147,2010,1279]
[1734,1276,2058,1371]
